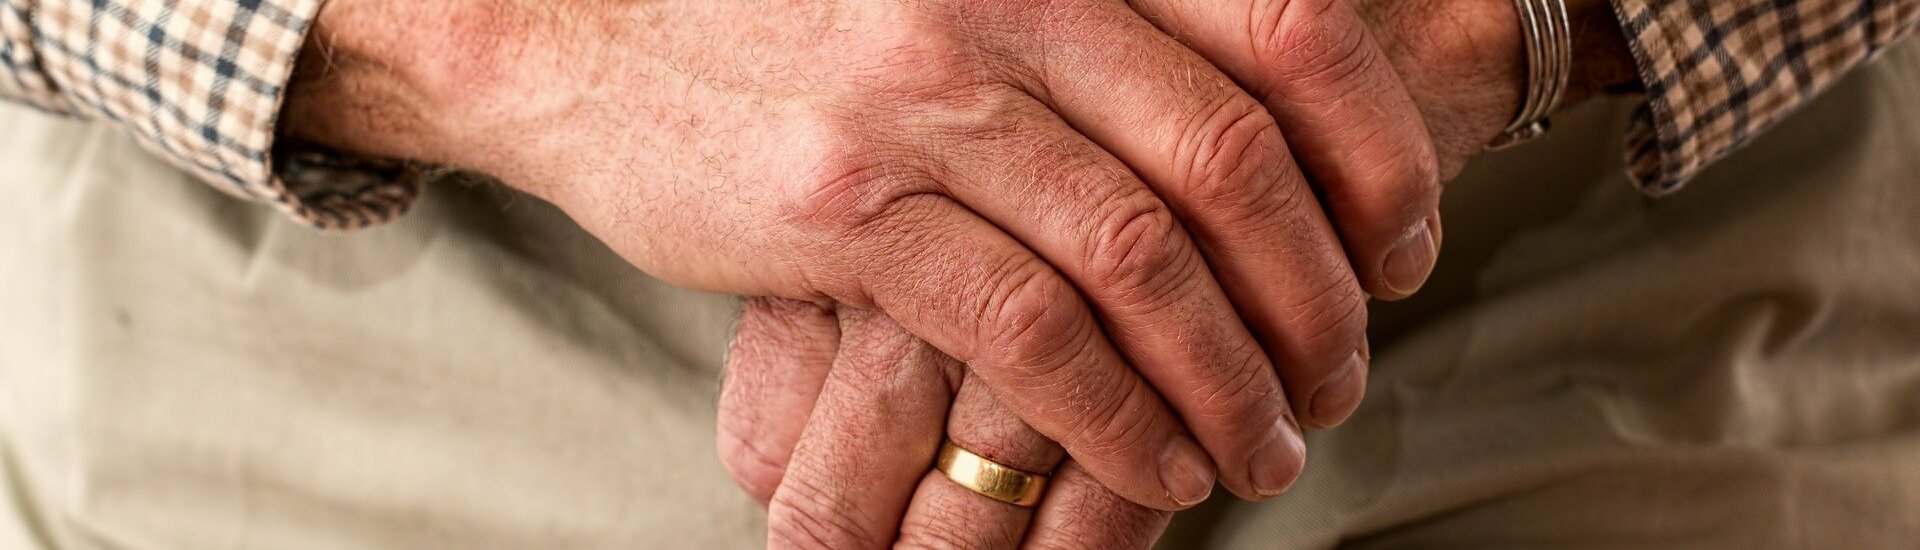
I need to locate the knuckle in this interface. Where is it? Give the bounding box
[1339,133,1442,241]
[1083,191,1192,298]
[1187,337,1281,420]
[1384,146,1444,226]
[1173,94,1292,224]
[977,264,1091,376]
[926,88,1051,157]
[1401,142,1443,202]
[769,477,886,550]
[789,142,940,233]
[1284,275,1369,367]
[1346,122,1443,217]
[972,266,1142,443]
[1069,390,1160,472]
[716,427,789,503]
[1254,0,1374,87]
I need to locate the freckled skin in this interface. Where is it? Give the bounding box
[281,0,1634,547]
[717,1,1637,548]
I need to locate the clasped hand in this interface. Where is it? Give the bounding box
[284,0,1624,546]
[710,0,1582,547]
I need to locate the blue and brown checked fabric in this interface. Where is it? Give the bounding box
[1615,0,1920,195]
[1,0,1917,227]
[0,0,416,229]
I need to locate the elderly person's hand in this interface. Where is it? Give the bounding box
[719,0,1639,547]
[285,0,1444,510]
[727,301,1175,548]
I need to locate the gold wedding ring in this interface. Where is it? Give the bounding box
[934,440,1050,507]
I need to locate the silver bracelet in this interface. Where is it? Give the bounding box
[1487,0,1573,151]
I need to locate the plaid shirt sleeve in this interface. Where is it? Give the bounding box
[0,0,418,229]
[1614,0,1920,195]
[5,2,1918,226]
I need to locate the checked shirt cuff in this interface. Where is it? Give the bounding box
[1613,0,1920,196]
[1,0,420,229]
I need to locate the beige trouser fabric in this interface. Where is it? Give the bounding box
[4,40,1919,550]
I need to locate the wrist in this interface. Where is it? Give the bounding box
[1363,0,1636,165]
[279,0,554,176]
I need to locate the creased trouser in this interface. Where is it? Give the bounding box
[3,40,1917,550]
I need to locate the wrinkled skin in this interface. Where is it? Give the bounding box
[718,0,1638,547]
[287,0,1452,516]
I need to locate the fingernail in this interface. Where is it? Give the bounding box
[1249,418,1307,498]
[1383,216,1439,297]
[1307,351,1368,429]
[1159,437,1216,507]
